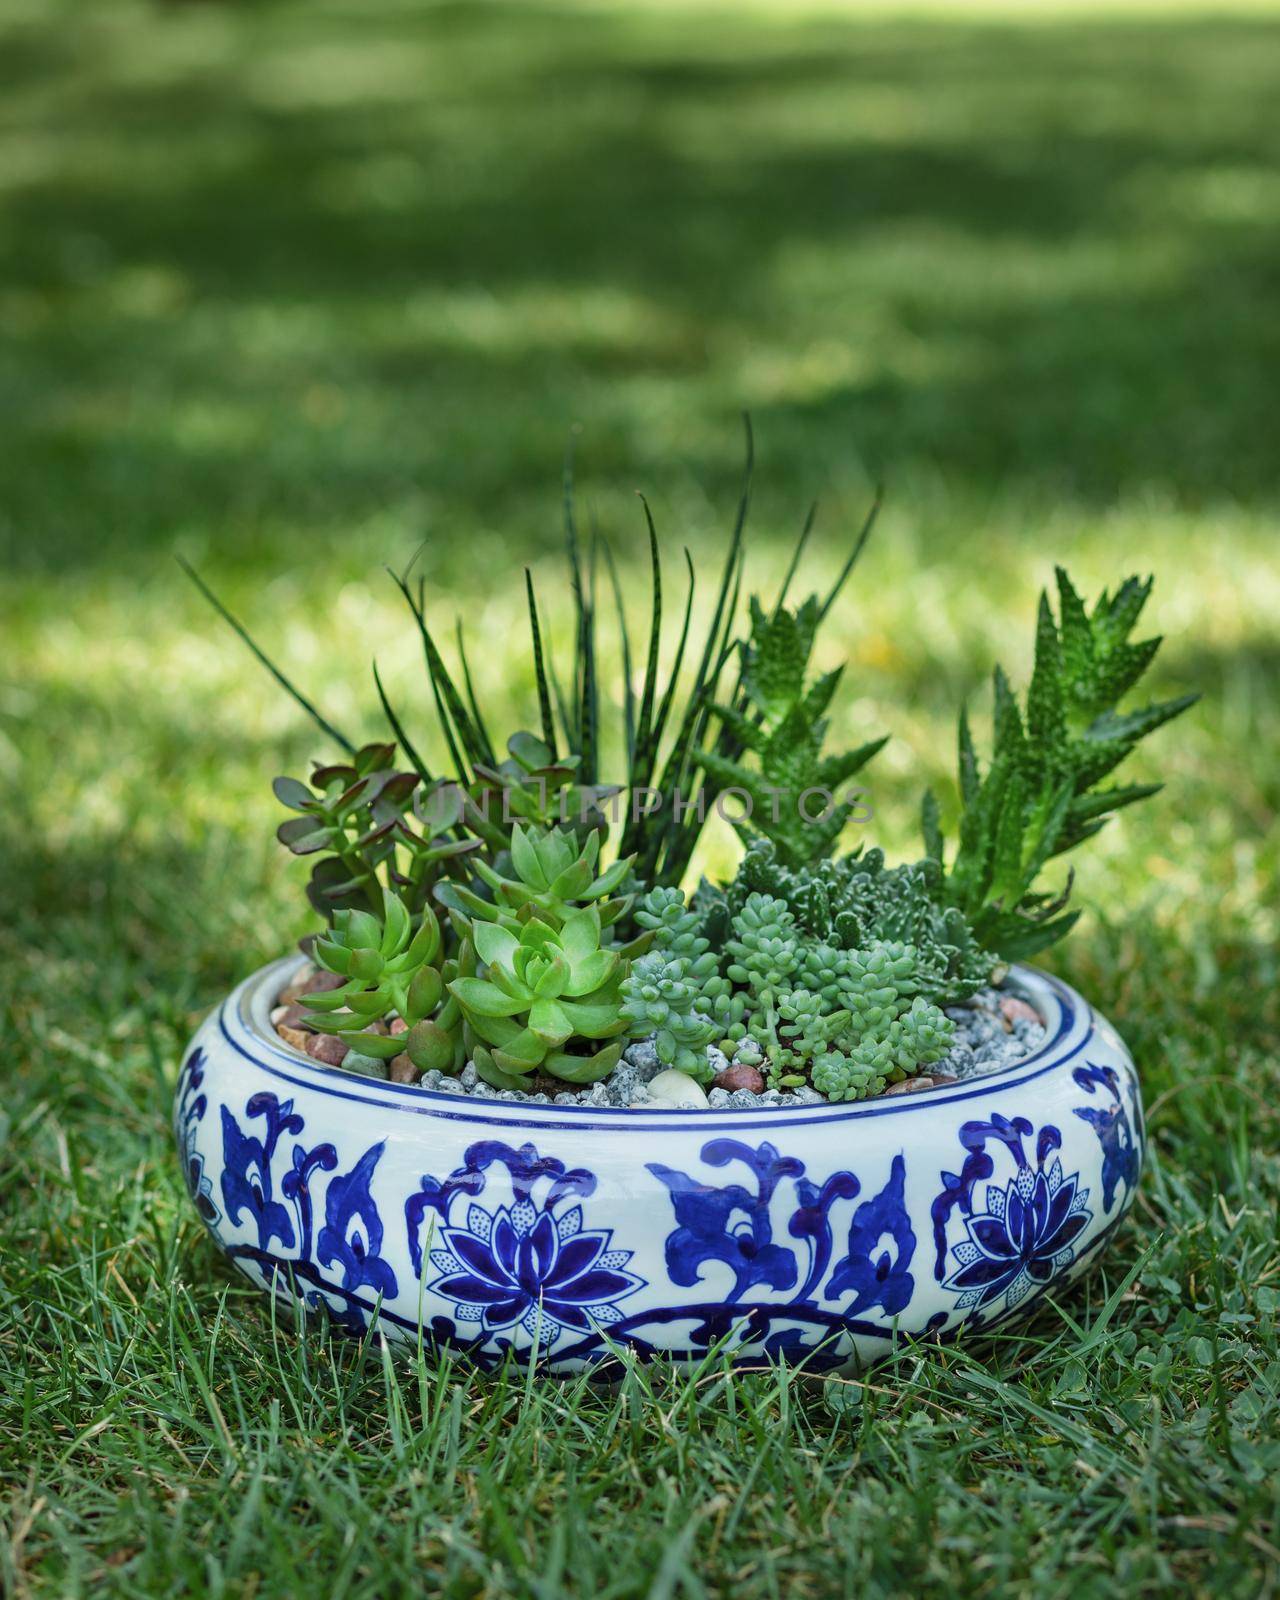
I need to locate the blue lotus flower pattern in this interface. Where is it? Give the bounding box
[943,1155,1091,1311]
[428,1196,643,1339]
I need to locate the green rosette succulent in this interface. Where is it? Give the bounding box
[449,907,629,1088]
[300,891,463,1065]
[436,824,639,942]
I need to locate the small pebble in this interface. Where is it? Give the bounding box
[342,1050,389,1081]
[999,995,1041,1027]
[647,1070,710,1110]
[388,1052,419,1085]
[883,1076,936,1097]
[713,1062,766,1095]
[281,968,344,1004]
[623,1039,660,1074]
[276,1023,311,1054]
[705,1045,730,1078]
[389,1016,409,1036]
[304,1032,350,1068]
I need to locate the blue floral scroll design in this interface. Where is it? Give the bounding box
[648,1140,914,1321]
[934,1115,1092,1316]
[826,1154,916,1318]
[414,1141,646,1348]
[647,1140,810,1301]
[216,1091,397,1330]
[174,1047,219,1226]
[1072,1062,1142,1214]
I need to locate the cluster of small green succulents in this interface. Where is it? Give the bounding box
[190,435,1195,1100]
[618,882,958,1099]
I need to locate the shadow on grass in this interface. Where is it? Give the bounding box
[1,2,1278,571]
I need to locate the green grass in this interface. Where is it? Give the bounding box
[2,0,1279,1594]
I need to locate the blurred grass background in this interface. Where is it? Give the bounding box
[2,2,1279,1594]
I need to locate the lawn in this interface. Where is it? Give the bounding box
[2,0,1279,1594]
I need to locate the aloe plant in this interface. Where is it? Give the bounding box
[923,568,1198,958]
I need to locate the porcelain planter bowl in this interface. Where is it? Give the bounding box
[175,956,1145,1372]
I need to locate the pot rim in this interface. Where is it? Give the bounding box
[210,954,1116,1132]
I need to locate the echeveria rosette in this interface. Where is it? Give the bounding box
[944,1158,1091,1311]
[428,1199,643,1339]
[449,907,629,1087]
[436,824,641,945]
[301,891,461,1064]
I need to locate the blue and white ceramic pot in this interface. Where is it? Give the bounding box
[175,956,1144,1372]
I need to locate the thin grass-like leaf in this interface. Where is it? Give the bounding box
[388,569,479,779]
[602,539,636,774]
[771,500,817,620]
[454,620,496,766]
[371,662,433,786]
[650,415,754,805]
[818,484,882,622]
[178,557,354,753]
[524,569,558,758]
[629,494,664,785]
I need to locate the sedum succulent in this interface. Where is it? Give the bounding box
[704,840,994,1007]
[449,907,629,1088]
[620,952,719,1079]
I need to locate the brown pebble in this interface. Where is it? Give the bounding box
[999,996,1041,1027]
[281,968,345,1005]
[272,1002,311,1031]
[304,1032,350,1067]
[713,1063,766,1095]
[882,1076,936,1096]
[388,1051,420,1084]
[929,1072,959,1085]
[276,1024,311,1054]
[389,1017,409,1036]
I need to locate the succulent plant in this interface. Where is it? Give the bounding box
[697,595,887,869]
[274,742,480,922]
[435,824,636,940]
[924,568,1198,959]
[459,731,614,855]
[449,907,629,1088]
[188,465,1193,1107]
[619,952,719,1079]
[704,840,994,1007]
[300,891,463,1066]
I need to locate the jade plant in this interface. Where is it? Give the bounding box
[188,436,1194,1104]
